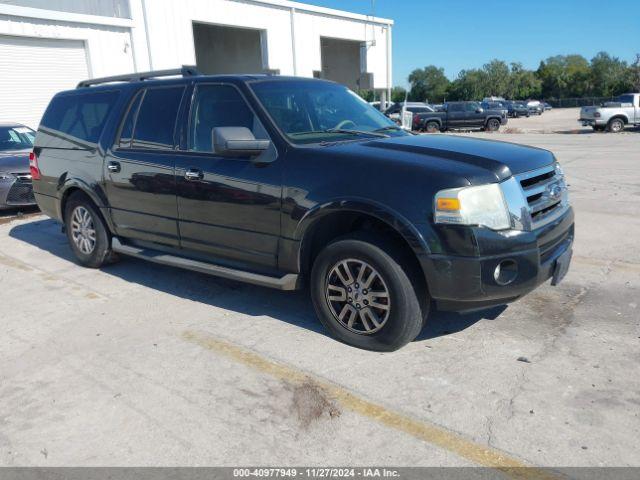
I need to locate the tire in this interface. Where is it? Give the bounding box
[310,232,427,351]
[607,118,625,133]
[485,118,501,132]
[425,121,440,133]
[64,192,118,268]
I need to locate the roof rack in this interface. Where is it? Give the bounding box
[76,65,201,88]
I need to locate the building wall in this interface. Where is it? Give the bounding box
[0,0,392,88]
[133,0,392,89]
[0,13,135,77]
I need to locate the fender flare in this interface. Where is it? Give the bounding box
[294,198,432,271]
[57,178,116,233]
[608,114,628,125]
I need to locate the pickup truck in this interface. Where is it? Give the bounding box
[579,93,640,132]
[414,101,507,132]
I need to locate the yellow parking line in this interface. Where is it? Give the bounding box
[182,331,559,480]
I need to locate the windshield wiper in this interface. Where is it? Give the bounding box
[373,125,403,133]
[290,128,388,138]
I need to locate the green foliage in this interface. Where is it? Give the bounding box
[356,89,375,102]
[408,66,450,102]
[391,86,408,103]
[400,52,639,103]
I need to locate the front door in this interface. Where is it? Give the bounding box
[173,83,281,269]
[446,103,465,128]
[104,85,186,247]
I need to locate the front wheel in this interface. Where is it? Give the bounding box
[310,233,426,351]
[485,118,501,132]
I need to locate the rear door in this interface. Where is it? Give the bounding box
[173,83,282,269]
[104,85,186,247]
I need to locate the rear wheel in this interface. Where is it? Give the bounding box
[310,233,426,351]
[607,118,625,133]
[64,193,118,268]
[425,121,440,133]
[485,118,501,132]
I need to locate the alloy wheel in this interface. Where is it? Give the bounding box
[325,258,391,334]
[70,206,96,255]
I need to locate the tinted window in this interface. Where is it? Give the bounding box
[0,126,35,151]
[41,91,119,144]
[465,102,480,112]
[448,103,463,112]
[118,91,143,149]
[189,84,267,152]
[615,95,634,105]
[132,87,185,150]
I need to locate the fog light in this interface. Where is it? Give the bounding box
[494,260,518,286]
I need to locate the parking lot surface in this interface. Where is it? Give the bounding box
[1,123,639,469]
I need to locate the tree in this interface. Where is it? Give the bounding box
[407,66,450,102]
[631,54,640,92]
[391,86,408,103]
[447,69,489,101]
[482,60,510,97]
[590,52,630,97]
[507,63,542,99]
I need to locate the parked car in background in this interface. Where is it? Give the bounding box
[430,103,446,112]
[543,102,553,111]
[504,101,530,118]
[579,93,640,132]
[31,68,573,351]
[414,101,507,132]
[481,101,508,118]
[526,100,543,115]
[482,96,506,103]
[384,102,434,123]
[0,123,37,210]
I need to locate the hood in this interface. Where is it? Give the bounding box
[0,149,30,174]
[326,134,555,184]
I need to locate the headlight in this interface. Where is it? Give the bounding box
[434,183,510,230]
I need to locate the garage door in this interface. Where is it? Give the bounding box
[0,35,90,129]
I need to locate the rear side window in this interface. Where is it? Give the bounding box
[448,103,463,112]
[41,91,119,144]
[131,87,185,150]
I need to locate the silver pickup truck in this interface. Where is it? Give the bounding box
[579,93,640,132]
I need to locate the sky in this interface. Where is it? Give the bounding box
[301,0,640,88]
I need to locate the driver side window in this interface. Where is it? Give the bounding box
[189,84,268,152]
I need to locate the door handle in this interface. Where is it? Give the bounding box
[107,161,121,173]
[184,168,204,181]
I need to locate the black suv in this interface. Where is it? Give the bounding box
[32,67,574,351]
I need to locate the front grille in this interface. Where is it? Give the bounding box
[6,174,35,205]
[515,164,569,229]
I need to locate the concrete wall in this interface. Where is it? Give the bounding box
[0,0,393,89]
[132,0,393,89]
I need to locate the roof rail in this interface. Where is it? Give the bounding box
[76,65,201,88]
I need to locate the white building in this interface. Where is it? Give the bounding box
[0,0,393,129]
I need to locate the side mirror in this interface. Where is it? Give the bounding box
[476,108,484,113]
[212,127,270,158]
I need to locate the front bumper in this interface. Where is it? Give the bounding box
[0,175,36,209]
[421,207,574,312]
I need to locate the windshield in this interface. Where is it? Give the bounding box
[250,80,407,144]
[0,126,35,151]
